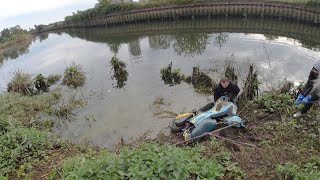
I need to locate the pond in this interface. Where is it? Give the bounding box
[1,17,320,148]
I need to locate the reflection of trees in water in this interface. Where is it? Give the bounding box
[110,56,128,89]
[38,33,49,42]
[63,17,320,55]
[0,38,32,62]
[214,33,228,48]
[148,35,171,50]
[128,39,141,57]
[172,33,209,56]
[109,43,121,54]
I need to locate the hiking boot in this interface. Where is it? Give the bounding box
[293,112,303,118]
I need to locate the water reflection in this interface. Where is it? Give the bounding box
[61,17,320,58]
[148,35,171,50]
[172,33,209,56]
[128,39,142,57]
[0,37,32,62]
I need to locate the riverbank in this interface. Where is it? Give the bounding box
[0,84,319,179]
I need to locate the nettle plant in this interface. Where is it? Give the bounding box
[61,143,242,179]
[254,93,295,113]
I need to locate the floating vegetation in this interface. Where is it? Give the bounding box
[62,63,86,88]
[160,62,184,86]
[240,64,260,101]
[47,74,62,85]
[110,56,128,89]
[34,74,50,93]
[7,70,34,95]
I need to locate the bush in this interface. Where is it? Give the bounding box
[62,143,230,179]
[62,63,86,88]
[7,71,34,95]
[276,158,320,179]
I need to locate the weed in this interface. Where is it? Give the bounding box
[62,63,86,88]
[7,70,34,95]
[47,74,62,85]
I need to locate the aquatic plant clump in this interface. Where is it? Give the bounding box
[62,63,86,88]
[110,56,128,89]
[7,70,34,95]
[160,62,184,86]
[47,74,62,85]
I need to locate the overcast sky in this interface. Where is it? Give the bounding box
[0,0,96,31]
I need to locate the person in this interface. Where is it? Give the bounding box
[198,77,240,112]
[294,60,320,117]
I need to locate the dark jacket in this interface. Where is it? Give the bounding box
[214,81,240,101]
[301,67,319,96]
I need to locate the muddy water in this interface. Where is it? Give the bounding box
[0,17,320,148]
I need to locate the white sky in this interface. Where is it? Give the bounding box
[0,0,96,30]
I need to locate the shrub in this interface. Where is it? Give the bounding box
[7,71,34,95]
[62,63,86,88]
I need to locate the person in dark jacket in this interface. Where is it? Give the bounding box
[198,77,240,112]
[294,60,320,117]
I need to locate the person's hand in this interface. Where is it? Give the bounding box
[295,93,305,105]
[301,95,312,105]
